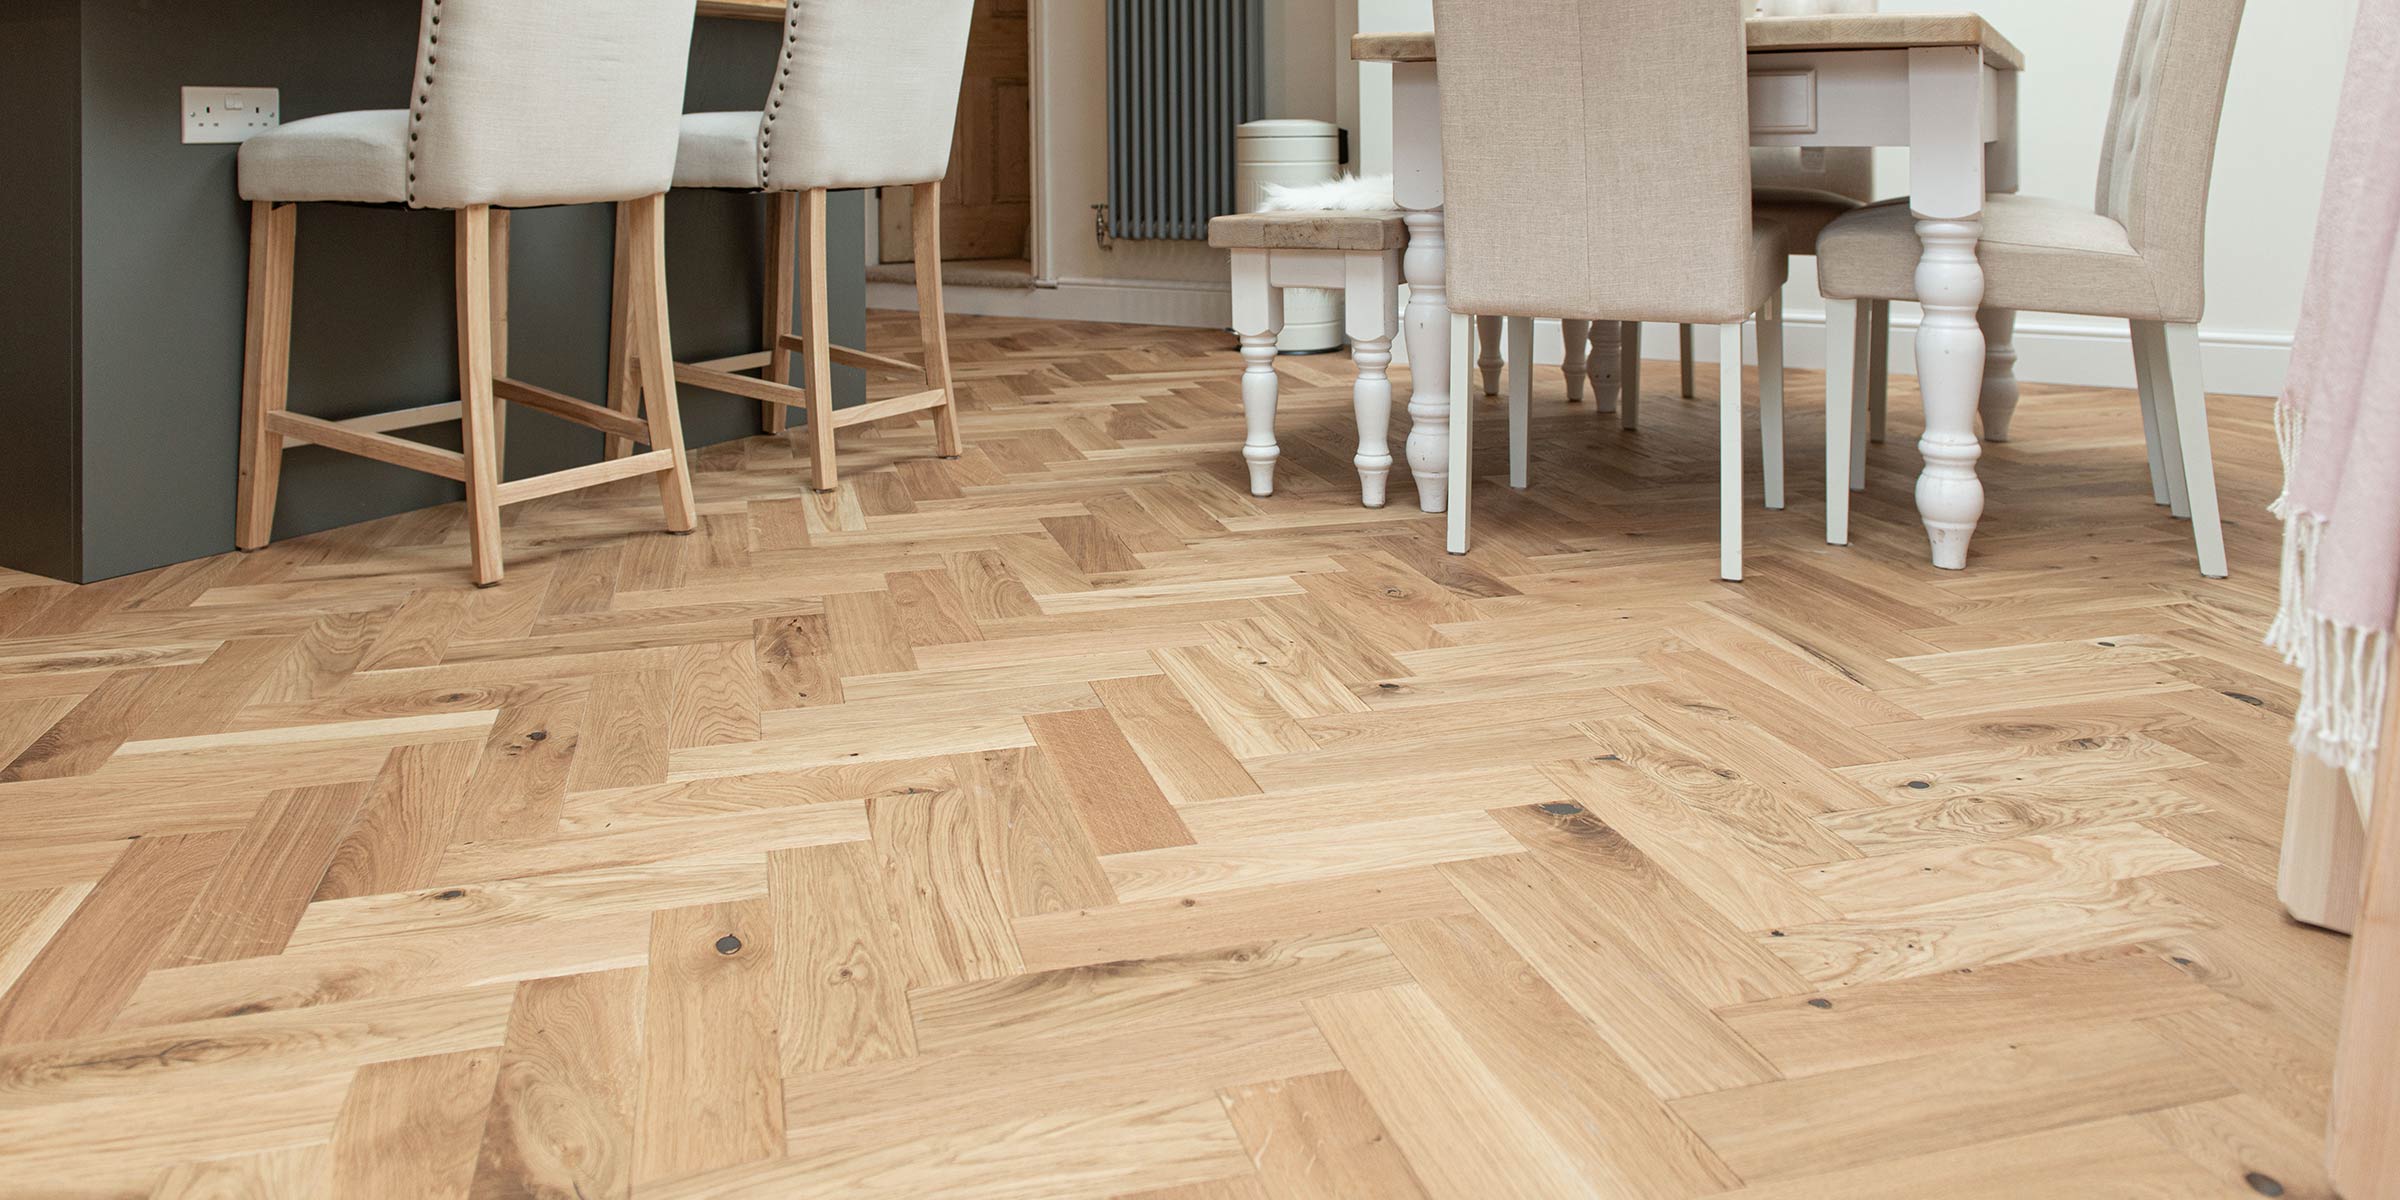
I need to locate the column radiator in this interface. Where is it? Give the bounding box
[1105,0,1265,241]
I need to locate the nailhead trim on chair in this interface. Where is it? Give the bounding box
[757,0,801,187]
[406,0,443,207]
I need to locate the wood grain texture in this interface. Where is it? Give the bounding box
[0,312,2317,1195]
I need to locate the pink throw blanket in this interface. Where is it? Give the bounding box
[2272,0,2400,799]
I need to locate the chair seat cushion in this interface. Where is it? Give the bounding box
[237,110,411,204]
[1817,193,2172,320]
[1751,186,1862,256]
[1207,211,1407,252]
[675,112,766,190]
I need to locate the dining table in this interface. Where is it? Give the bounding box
[1354,13,2027,570]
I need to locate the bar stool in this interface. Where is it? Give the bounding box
[660,0,976,493]
[235,0,700,588]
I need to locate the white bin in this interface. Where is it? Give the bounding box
[1235,119,1343,354]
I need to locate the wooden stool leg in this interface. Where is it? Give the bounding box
[627,194,699,534]
[603,202,640,461]
[489,209,511,478]
[797,187,838,491]
[236,200,297,551]
[2330,642,2400,1197]
[1678,323,1696,399]
[454,206,506,587]
[763,191,798,436]
[913,181,964,459]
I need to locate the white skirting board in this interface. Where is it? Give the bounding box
[867,279,2292,399]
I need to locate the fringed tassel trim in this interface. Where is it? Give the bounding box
[2267,399,2388,791]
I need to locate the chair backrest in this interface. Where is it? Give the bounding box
[1433,0,1757,324]
[405,0,697,210]
[2094,0,2245,319]
[1751,147,1873,201]
[759,0,978,193]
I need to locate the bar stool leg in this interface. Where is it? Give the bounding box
[603,202,639,462]
[454,206,507,587]
[489,209,511,478]
[627,194,700,535]
[914,180,964,459]
[236,200,298,551]
[763,191,798,437]
[796,187,838,492]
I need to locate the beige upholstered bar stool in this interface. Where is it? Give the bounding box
[236,0,700,589]
[660,0,975,493]
[1435,0,1787,579]
[1815,0,2243,577]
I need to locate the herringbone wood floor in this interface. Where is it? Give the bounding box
[0,311,2342,1198]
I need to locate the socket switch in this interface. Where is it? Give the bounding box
[182,87,281,145]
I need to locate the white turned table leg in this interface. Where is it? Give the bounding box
[1587,321,1618,415]
[1560,319,1590,403]
[1978,307,2020,441]
[1477,315,1503,398]
[1912,216,1987,570]
[1239,332,1281,497]
[1346,250,1403,509]
[1402,210,1452,513]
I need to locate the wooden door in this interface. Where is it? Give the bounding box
[881,0,1030,264]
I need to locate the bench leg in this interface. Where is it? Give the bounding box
[1229,250,1284,498]
[1347,250,1402,509]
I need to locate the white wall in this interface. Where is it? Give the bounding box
[1355,0,2357,396]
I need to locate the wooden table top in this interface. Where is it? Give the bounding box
[1352,12,2024,71]
[696,0,782,20]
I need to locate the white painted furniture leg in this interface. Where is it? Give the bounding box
[1908,46,1990,570]
[1868,298,1891,444]
[2130,320,2176,508]
[1402,211,1452,513]
[2282,755,2365,935]
[1619,321,1642,430]
[2133,320,2192,517]
[1346,249,1402,509]
[1505,316,1533,488]
[2158,322,2229,578]
[1678,323,1696,399]
[1719,321,1746,581]
[1978,307,2020,441]
[1587,321,1618,416]
[1477,315,1503,397]
[1446,313,1475,554]
[1824,297,1859,545]
[1228,250,1283,497]
[1560,319,1590,403]
[1759,296,1785,511]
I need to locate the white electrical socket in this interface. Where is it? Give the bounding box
[182,87,280,144]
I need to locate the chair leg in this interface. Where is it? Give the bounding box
[454,206,507,587]
[1759,296,1785,511]
[2133,320,2189,514]
[489,209,511,478]
[1619,320,1641,430]
[1560,319,1589,403]
[1823,297,1858,545]
[1849,302,1873,494]
[236,200,297,551]
[1867,298,1891,444]
[1678,322,1696,399]
[626,193,700,536]
[1477,315,1504,398]
[1505,316,1532,489]
[2157,322,2228,578]
[763,191,798,437]
[1718,322,1745,582]
[796,187,838,491]
[913,181,964,459]
[603,202,641,462]
[1446,313,1475,554]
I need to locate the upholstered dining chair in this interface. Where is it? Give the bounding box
[659,0,976,493]
[236,0,702,588]
[1816,0,2245,577]
[1435,0,1787,580]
